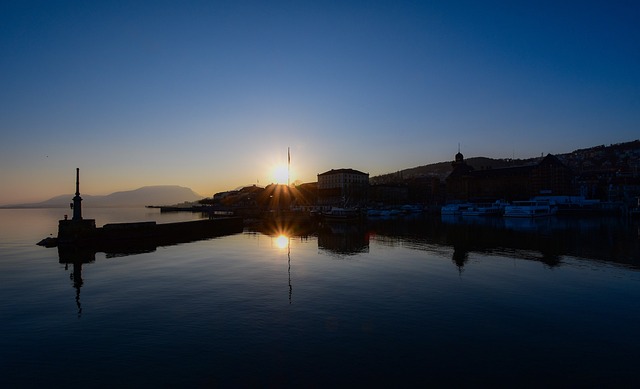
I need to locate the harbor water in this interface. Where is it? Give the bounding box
[1,208,639,387]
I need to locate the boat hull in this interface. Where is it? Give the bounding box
[504,201,554,218]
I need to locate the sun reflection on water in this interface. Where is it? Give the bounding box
[275,234,289,249]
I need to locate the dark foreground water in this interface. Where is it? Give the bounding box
[1,208,639,387]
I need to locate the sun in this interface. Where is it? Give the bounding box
[273,165,289,185]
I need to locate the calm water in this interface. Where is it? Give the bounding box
[1,208,640,387]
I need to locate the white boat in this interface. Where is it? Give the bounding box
[532,195,601,215]
[400,204,423,214]
[503,200,556,218]
[461,201,506,217]
[322,207,361,221]
[441,203,473,215]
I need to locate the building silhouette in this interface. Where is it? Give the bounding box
[446,151,575,201]
[317,168,369,206]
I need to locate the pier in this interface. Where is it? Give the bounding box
[39,169,244,250]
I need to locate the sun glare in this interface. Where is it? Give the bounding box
[275,234,289,249]
[273,165,289,185]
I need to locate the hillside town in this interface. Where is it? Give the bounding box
[200,140,640,216]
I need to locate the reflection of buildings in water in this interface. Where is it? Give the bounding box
[502,217,553,233]
[452,245,469,272]
[442,214,505,229]
[318,222,369,257]
[373,216,640,270]
[259,212,318,238]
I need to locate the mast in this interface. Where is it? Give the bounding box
[287,147,290,187]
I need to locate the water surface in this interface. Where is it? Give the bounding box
[1,209,639,387]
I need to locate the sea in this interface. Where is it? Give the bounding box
[1,207,639,388]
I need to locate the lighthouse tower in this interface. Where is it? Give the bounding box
[72,168,83,220]
[58,168,96,243]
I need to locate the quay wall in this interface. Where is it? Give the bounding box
[57,217,244,248]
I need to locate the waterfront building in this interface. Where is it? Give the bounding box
[317,168,369,206]
[446,151,575,201]
[369,184,409,205]
[369,176,442,206]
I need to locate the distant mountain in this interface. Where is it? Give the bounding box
[4,185,203,208]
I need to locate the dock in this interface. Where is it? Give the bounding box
[38,169,244,251]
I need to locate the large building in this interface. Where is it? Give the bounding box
[317,168,369,206]
[445,152,575,201]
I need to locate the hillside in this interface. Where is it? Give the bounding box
[3,185,203,208]
[370,157,539,184]
[370,140,640,184]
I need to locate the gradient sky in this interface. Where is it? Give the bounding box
[1,0,639,204]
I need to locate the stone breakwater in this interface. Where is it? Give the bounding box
[39,217,244,250]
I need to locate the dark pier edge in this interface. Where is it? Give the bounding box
[53,217,244,252]
[58,219,97,244]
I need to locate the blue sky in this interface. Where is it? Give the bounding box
[1,0,638,204]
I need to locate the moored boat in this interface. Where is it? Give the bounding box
[504,200,556,218]
[322,207,362,221]
[441,203,473,215]
[461,200,507,217]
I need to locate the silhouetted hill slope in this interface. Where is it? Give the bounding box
[370,157,537,184]
[4,186,203,208]
[371,139,640,184]
[402,157,531,178]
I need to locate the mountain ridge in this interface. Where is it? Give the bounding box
[2,185,203,208]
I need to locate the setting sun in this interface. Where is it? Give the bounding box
[273,165,289,185]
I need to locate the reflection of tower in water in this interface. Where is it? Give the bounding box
[67,261,83,316]
[287,237,292,304]
[58,246,96,317]
[452,245,469,274]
